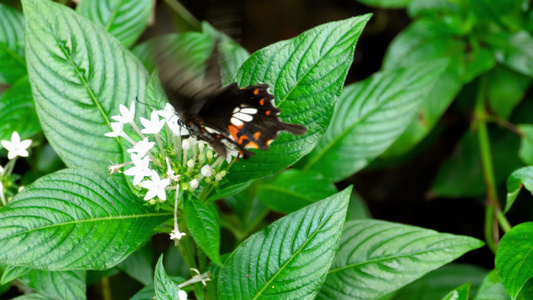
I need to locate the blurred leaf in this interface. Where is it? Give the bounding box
[130,283,155,300]
[318,220,484,300]
[206,180,253,203]
[518,125,533,166]
[464,46,496,83]
[0,76,41,144]
[431,129,523,198]
[0,168,170,270]
[408,0,465,18]
[227,15,372,183]
[469,0,526,29]
[485,31,533,78]
[347,191,371,220]
[487,66,531,119]
[381,20,464,158]
[441,282,470,300]
[496,222,533,299]
[76,0,152,47]
[19,270,86,300]
[184,197,221,265]
[24,0,147,170]
[393,264,487,300]
[256,169,337,213]
[300,59,447,181]
[473,270,511,300]
[0,3,26,84]
[154,255,187,300]
[218,188,351,299]
[356,0,413,9]
[117,241,153,285]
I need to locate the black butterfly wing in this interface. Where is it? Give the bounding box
[198,83,307,159]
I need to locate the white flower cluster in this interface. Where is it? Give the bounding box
[105,102,237,241]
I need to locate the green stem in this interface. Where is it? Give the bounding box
[474,76,512,253]
[162,0,201,31]
[101,277,112,300]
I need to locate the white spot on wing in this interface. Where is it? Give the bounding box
[240,108,257,115]
[205,127,221,134]
[231,117,243,127]
[234,112,253,122]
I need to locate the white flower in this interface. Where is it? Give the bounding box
[104,122,125,137]
[140,111,165,134]
[178,290,188,300]
[124,154,152,185]
[201,165,213,177]
[157,103,189,136]
[1,132,32,160]
[127,137,155,158]
[189,179,199,189]
[112,102,136,124]
[226,149,239,163]
[170,228,186,241]
[141,171,170,201]
[165,157,180,182]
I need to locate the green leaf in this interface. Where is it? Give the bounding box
[318,220,484,300]
[507,167,533,213]
[347,192,371,220]
[154,255,187,300]
[431,129,522,198]
[473,270,511,300]
[76,0,152,47]
[23,0,147,170]
[19,270,86,300]
[218,187,351,299]
[226,15,372,183]
[131,284,155,300]
[487,66,531,119]
[256,169,337,213]
[380,20,464,158]
[484,31,533,78]
[407,0,465,18]
[496,222,533,299]
[1,266,32,284]
[184,197,221,265]
[441,283,470,300]
[300,59,448,181]
[206,180,253,203]
[0,168,171,270]
[117,241,153,285]
[394,264,487,300]
[470,0,525,29]
[356,0,412,9]
[11,294,52,300]
[0,3,26,84]
[0,76,41,144]
[518,125,533,166]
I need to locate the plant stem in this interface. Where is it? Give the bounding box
[101,277,112,300]
[474,76,512,253]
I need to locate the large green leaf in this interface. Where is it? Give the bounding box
[318,220,484,300]
[496,222,533,300]
[506,166,533,213]
[0,3,26,84]
[218,187,351,299]
[184,197,221,265]
[300,59,447,181]
[256,169,338,213]
[486,66,531,119]
[19,270,86,300]
[154,255,187,300]
[473,270,511,300]
[441,283,470,300]
[381,20,465,158]
[0,168,171,270]
[225,15,371,183]
[23,0,147,170]
[76,0,152,47]
[0,76,41,144]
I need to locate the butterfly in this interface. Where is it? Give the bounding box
[156,39,307,159]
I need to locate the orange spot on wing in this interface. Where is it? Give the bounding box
[253,89,259,95]
[238,135,248,145]
[228,125,239,140]
[254,132,261,140]
[259,98,265,106]
[266,110,271,116]
[245,141,259,149]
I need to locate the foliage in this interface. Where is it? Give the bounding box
[0,0,531,299]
